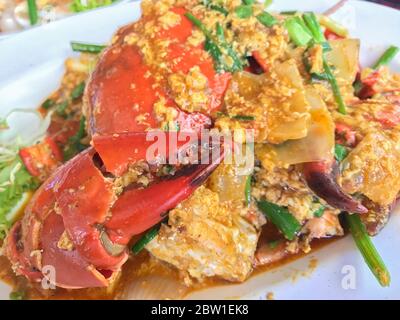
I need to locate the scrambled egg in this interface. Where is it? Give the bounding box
[146,185,261,283]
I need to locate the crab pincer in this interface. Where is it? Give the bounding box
[5,139,224,288]
[303,160,368,214]
[5,149,123,289]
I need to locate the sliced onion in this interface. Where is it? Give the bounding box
[0,109,53,147]
[325,39,360,85]
[208,142,253,203]
[119,274,189,300]
[258,88,334,166]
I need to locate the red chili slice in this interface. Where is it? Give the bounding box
[19,136,63,180]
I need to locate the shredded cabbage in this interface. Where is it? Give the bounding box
[0,108,52,238]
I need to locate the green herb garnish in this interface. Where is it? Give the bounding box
[323,60,347,115]
[280,10,297,15]
[27,0,38,26]
[257,200,301,241]
[0,157,38,239]
[354,45,399,95]
[42,99,55,110]
[232,115,255,121]
[70,0,115,13]
[303,12,327,45]
[284,16,313,47]
[71,82,85,100]
[55,101,69,118]
[63,117,88,161]
[313,205,326,218]
[9,291,25,300]
[334,144,348,162]
[70,41,106,54]
[185,13,244,73]
[132,225,160,255]
[257,12,277,28]
[235,5,253,19]
[210,4,229,15]
[346,213,390,287]
[373,46,400,69]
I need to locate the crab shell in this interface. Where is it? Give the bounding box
[5,7,229,289]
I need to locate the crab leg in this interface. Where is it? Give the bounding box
[303,160,367,214]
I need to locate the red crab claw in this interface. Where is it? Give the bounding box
[303,160,368,214]
[53,148,128,270]
[39,138,223,275]
[5,153,122,288]
[5,222,42,282]
[105,148,224,246]
[40,211,113,289]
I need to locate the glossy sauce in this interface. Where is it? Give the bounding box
[0,224,341,300]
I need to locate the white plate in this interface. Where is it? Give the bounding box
[0,0,399,300]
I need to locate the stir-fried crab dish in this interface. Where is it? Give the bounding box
[0,0,399,299]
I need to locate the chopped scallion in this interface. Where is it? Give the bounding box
[263,0,273,8]
[63,116,87,161]
[257,12,277,28]
[280,10,297,15]
[303,12,327,45]
[323,60,347,114]
[257,200,301,241]
[41,98,55,110]
[334,144,348,162]
[70,42,106,54]
[232,115,255,121]
[210,4,229,16]
[373,46,400,69]
[9,291,25,300]
[346,213,390,287]
[185,12,244,73]
[235,5,253,19]
[132,225,160,255]
[71,82,85,100]
[284,16,313,47]
[27,0,38,26]
[313,205,326,218]
[55,101,68,118]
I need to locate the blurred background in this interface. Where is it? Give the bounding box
[0,0,398,35]
[0,0,131,34]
